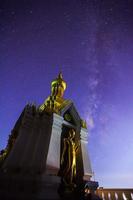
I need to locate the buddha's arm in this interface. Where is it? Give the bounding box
[75,140,80,152]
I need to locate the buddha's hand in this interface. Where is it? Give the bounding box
[61,157,64,165]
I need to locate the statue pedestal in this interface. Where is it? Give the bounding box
[0,172,61,200]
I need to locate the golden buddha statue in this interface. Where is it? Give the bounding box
[51,72,66,98]
[39,72,67,113]
[60,129,80,186]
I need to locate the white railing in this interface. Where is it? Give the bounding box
[96,188,133,200]
[115,192,118,200]
[108,192,111,200]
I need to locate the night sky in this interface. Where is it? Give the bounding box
[0,0,133,188]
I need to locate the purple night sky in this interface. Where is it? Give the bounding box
[0,0,133,188]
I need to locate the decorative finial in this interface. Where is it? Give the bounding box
[58,72,63,79]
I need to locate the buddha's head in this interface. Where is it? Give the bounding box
[51,72,66,98]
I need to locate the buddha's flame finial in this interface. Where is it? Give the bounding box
[58,72,63,79]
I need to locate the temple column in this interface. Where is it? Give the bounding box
[46,113,63,175]
[80,127,93,181]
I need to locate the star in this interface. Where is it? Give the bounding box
[11,11,15,15]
